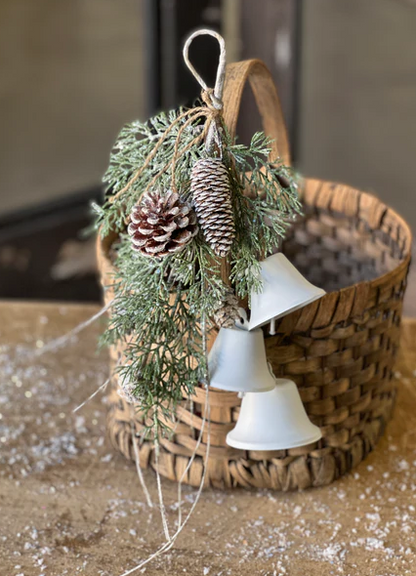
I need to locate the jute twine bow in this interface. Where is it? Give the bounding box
[110,29,227,204]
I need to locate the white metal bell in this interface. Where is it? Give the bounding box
[249,253,325,331]
[226,378,322,451]
[208,327,276,393]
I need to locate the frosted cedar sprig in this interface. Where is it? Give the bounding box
[96,111,301,433]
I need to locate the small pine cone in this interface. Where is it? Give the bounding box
[128,189,198,258]
[213,289,240,329]
[191,158,235,257]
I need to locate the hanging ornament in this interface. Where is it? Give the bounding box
[183,30,235,259]
[101,25,304,425]
[226,378,322,451]
[249,252,325,331]
[208,327,276,393]
[191,158,235,257]
[213,287,240,328]
[92,26,326,575]
[128,189,198,258]
[101,26,306,432]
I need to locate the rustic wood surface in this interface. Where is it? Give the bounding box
[1,301,416,575]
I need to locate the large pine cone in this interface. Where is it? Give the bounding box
[128,189,198,258]
[191,158,235,258]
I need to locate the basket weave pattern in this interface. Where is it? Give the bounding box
[100,59,412,490]
[102,176,411,490]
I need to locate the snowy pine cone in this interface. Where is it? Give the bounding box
[128,189,198,258]
[191,158,235,258]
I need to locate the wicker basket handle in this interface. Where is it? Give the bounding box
[222,59,291,166]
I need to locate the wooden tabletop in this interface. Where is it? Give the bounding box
[1,301,416,576]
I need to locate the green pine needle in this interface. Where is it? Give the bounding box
[96,110,302,435]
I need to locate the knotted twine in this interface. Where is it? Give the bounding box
[109,29,227,204]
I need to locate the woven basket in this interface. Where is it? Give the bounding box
[99,60,412,490]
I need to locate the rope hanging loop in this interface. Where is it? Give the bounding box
[183,28,227,110]
[110,29,227,203]
[183,29,227,156]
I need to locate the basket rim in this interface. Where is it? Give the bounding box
[97,179,412,302]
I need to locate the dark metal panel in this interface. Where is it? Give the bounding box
[239,0,301,160]
[143,0,162,116]
[145,0,222,114]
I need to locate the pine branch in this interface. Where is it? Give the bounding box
[96,110,303,433]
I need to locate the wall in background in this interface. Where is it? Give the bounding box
[0,0,143,216]
[299,0,416,230]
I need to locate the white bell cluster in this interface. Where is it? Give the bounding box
[208,252,325,451]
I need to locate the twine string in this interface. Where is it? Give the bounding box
[154,418,171,542]
[182,29,226,108]
[110,107,201,203]
[34,299,114,357]
[170,108,213,192]
[72,378,110,414]
[177,311,210,529]
[118,310,212,576]
[130,411,154,508]
[118,386,211,576]
[110,104,218,203]
[183,29,227,156]
[110,29,227,205]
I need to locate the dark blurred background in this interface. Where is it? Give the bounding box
[1,0,415,304]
